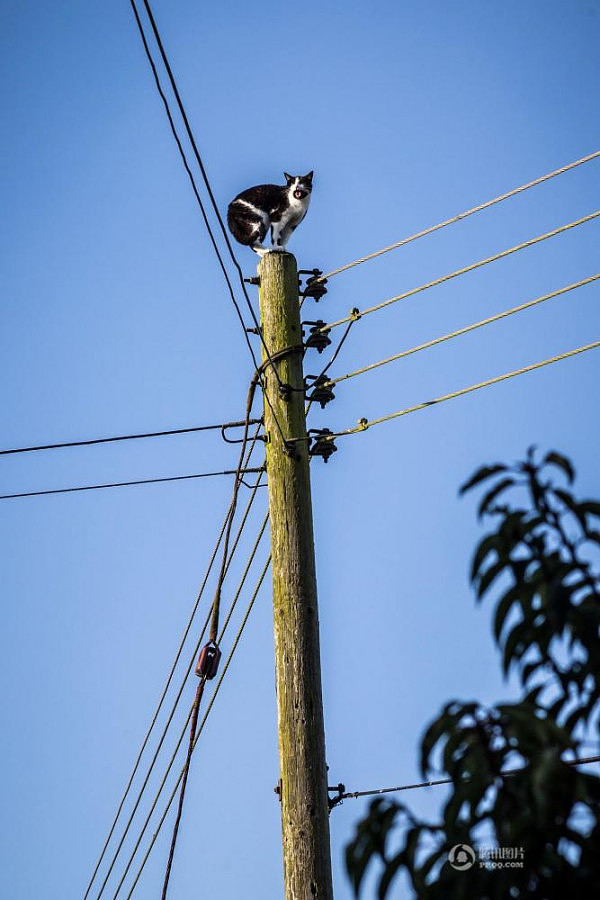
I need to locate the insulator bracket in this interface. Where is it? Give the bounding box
[308,428,338,463]
[299,269,328,302]
[305,374,335,409]
[302,320,332,354]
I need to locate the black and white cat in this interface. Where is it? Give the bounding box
[227,172,313,256]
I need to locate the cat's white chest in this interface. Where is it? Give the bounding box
[283,192,311,226]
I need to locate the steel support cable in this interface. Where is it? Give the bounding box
[102,514,269,900]
[0,467,264,501]
[86,432,265,899]
[333,754,600,805]
[325,340,600,442]
[0,419,262,457]
[112,556,271,900]
[319,150,600,281]
[319,211,600,333]
[325,275,600,389]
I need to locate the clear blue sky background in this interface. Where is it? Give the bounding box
[1,1,599,897]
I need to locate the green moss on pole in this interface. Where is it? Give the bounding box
[258,251,334,900]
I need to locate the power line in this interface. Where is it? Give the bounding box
[138,0,273,367]
[332,754,600,805]
[155,375,267,895]
[131,0,285,398]
[128,0,260,373]
[325,275,599,388]
[320,210,600,333]
[83,430,265,899]
[320,149,600,281]
[111,556,271,899]
[326,340,600,441]
[95,510,269,900]
[129,0,290,449]
[0,419,262,457]
[0,467,264,501]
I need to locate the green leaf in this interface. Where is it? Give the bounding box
[459,464,507,495]
[470,532,501,582]
[477,478,515,519]
[493,584,523,643]
[544,451,575,483]
[476,558,506,599]
[578,501,600,517]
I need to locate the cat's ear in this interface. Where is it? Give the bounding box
[283,173,294,185]
[304,171,314,183]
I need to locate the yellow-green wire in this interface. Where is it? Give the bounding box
[320,149,600,281]
[326,275,600,388]
[320,211,600,333]
[332,340,600,439]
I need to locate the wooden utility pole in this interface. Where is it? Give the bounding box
[258,251,334,900]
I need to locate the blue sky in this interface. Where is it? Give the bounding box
[1,1,599,897]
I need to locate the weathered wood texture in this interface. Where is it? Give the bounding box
[258,252,334,900]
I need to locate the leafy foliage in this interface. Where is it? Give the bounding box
[345,449,600,899]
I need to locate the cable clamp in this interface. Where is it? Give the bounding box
[302,320,332,354]
[221,420,265,443]
[195,641,222,679]
[244,276,260,287]
[305,374,335,409]
[299,268,328,302]
[357,417,369,431]
[308,428,338,463]
[350,307,361,321]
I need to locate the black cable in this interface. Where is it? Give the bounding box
[159,374,263,898]
[318,319,355,380]
[0,419,261,457]
[128,0,260,368]
[128,0,288,446]
[0,468,264,501]
[83,429,265,900]
[138,0,280,377]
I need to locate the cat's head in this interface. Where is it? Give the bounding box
[284,171,314,200]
